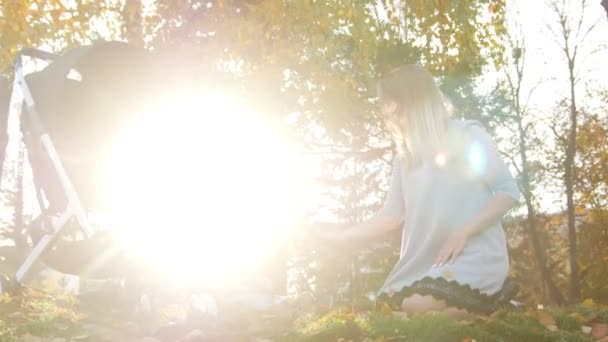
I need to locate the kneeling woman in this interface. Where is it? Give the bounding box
[324,65,521,317]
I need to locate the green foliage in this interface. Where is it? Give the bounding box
[0,289,83,341]
[2,287,608,341]
[281,308,599,342]
[363,312,464,341]
[549,308,583,331]
[0,0,124,71]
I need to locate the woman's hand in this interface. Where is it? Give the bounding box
[433,230,469,268]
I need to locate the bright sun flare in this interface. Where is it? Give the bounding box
[98,90,311,286]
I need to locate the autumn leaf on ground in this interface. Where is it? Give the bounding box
[474,308,506,323]
[391,311,409,320]
[53,321,70,331]
[335,311,355,320]
[17,334,45,342]
[378,302,392,316]
[583,298,596,308]
[583,313,601,326]
[531,310,559,331]
[591,323,608,339]
[569,312,586,323]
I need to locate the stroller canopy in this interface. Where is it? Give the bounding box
[21,42,165,212]
[0,42,174,277]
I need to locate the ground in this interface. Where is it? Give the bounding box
[1,286,608,342]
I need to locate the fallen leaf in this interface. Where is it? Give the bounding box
[486,309,507,321]
[583,298,595,308]
[591,323,608,339]
[569,312,586,323]
[378,302,392,316]
[0,294,12,303]
[139,337,162,342]
[79,323,114,337]
[7,311,25,320]
[584,313,601,325]
[442,269,454,280]
[18,334,44,342]
[582,326,592,334]
[461,337,477,342]
[391,311,409,320]
[70,333,92,340]
[120,321,140,335]
[54,321,70,331]
[533,310,558,331]
[184,329,204,340]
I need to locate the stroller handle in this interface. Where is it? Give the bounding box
[15,48,59,63]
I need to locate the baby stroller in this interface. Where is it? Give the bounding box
[0,42,166,292]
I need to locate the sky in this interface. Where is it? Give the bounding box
[492,0,608,213]
[509,0,608,107]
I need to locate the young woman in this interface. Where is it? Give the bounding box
[324,65,521,317]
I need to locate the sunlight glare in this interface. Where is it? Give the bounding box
[100,89,310,287]
[434,153,447,168]
[467,142,487,176]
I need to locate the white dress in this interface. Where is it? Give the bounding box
[376,120,521,314]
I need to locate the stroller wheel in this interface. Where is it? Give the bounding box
[0,274,19,294]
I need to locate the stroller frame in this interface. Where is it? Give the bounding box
[2,48,94,290]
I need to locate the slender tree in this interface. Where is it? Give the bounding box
[546,0,603,303]
[502,34,565,303]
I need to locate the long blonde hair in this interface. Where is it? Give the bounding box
[377,65,451,167]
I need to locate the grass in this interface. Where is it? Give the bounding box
[0,288,607,341]
[273,309,596,342]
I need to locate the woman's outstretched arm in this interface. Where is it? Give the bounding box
[322,158,405,241]
[322,213,403,241]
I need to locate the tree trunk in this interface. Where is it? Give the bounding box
[518,125,565,304]
[509,46,565,303]
[565,62,581,303]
